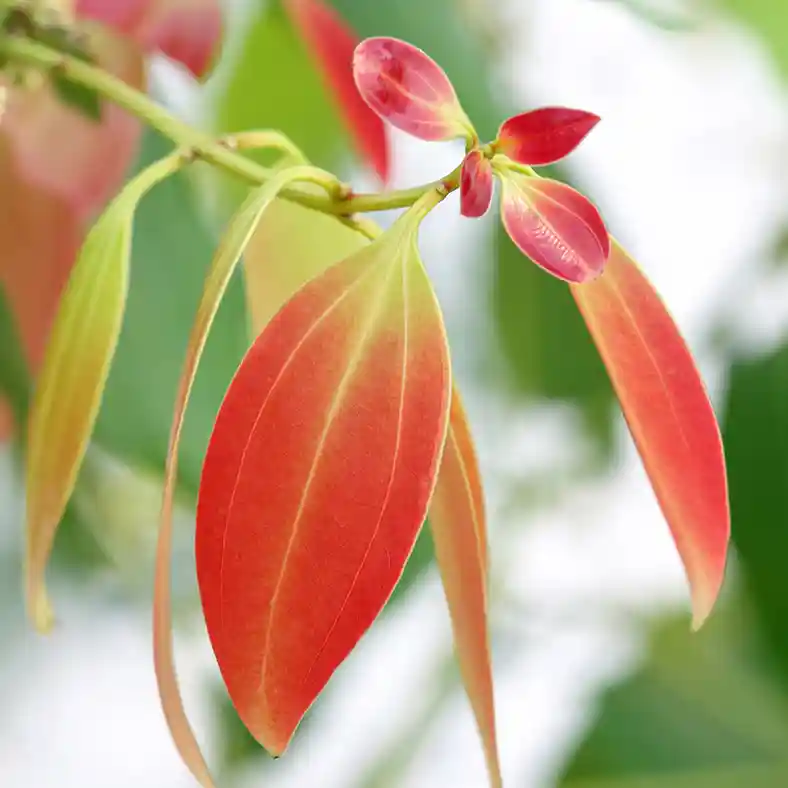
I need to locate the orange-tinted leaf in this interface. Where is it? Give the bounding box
[430,391,501,788]
[284,0,389,181]
[154,167,319,786]
[196,220,451,754]
[571,241,730,628]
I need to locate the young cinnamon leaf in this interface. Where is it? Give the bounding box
[571,241,730,628]
[430,390,502,787]
[25,151,183,633]
[196,213,451,754]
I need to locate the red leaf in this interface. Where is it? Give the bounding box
[497,107,600,166]
[430,391,502,787]
[499,172,610,283]
[284,0,390,182]
[571,241,730,628]
[196,229,451,753]
[353,37,474,142]
[460,150,494,219]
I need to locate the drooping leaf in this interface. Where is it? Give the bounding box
[460,150,494,218]
[353,36,475,142]
[196,214,451,754]
[153,167,322,787]
[429,390,501,788]
[571,241,730,628]
[283,0,389,181]
[25,152,182,633]
[496,107,601,166]
[499,170,610,284]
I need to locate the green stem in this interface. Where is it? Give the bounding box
[0,34,461,217]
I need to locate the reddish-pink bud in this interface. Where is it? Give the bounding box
[460,150,493,218]
[352,37,474,142]
[497,107,601,166]
[499,171,610,283]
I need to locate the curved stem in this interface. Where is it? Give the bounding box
[0,34,462,216]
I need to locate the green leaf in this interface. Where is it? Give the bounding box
[94,130,249,497]
[723,343,788,688]
[212,0,347,206]
[25,149,182,631]
[558,609,788,784]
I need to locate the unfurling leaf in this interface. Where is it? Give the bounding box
[430,391,502,788]
[283,0,389,182]
[196,213,452,755]
[154,166,323,788]
[499,171,610,283]
[25,152,183,633]
[353,36,474,142]
[496,107,600,166]
[460,150,494,218]
[571,241,730,628]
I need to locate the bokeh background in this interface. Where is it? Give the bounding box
[2,0,788,785]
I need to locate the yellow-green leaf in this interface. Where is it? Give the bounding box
[154,165,330,787]
[25,152,183,633]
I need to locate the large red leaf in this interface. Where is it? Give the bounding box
[571,241,730,628]
[429,391,501,787]
[284,0,389,182]
[196,226,451,754]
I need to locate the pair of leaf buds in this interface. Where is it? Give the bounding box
[354,36,608,283]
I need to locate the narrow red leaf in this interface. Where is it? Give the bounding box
[499,172,610,283]
[196,225,451,754]
[496,107,600,166]
[284,0,390,182]
[430,391,501,788]
[460,150,494,219]
[571,241,730,628]
[353,37,474,142]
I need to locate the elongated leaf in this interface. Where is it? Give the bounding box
[571,241,730,628]
[196,218,451,754]
[25,152,182,632]
[429,391,501,788]
[154,167,320,786]
[283,0,389,181]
